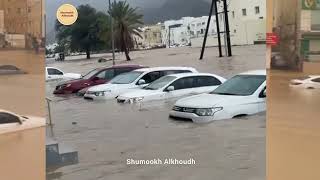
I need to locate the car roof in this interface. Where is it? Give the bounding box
[134,66,197,72]
[309,75,320,78]
[239,70,266,75]
[0,109,19,117]
[167,72,218,78]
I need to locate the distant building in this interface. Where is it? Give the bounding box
[191,0,266,47]
[134,24,163,49]
[162,16,216,48]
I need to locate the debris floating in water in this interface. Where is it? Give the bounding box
[0,65,26,75]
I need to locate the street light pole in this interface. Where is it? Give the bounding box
[109,0,115,65]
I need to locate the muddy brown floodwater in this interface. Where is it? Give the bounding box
[267,69,320,180]
[0,50,45,116]
[46,46,266,180]
[0,50,45,180]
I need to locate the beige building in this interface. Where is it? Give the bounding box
[0,0,44,48]
[135,24,162,49]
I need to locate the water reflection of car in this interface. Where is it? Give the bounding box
[0,109,45,134]
[53,64,146,94]
[290,75,320,89]
[84,67,198,100]
[0,65,26,75]
[46,67,81,81]
[117,73,226,104]
[169,70,266,123]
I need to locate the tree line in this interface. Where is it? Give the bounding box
[55,1,143,61]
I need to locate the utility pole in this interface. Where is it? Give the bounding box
[222,0,232,56]
[214,0,223,57]
[199,0,215,60]
[109,0,115,65]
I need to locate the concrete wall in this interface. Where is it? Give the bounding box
[191,19,266,48]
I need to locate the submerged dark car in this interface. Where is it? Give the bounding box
[0,65,26,75]
[53,64,147,94]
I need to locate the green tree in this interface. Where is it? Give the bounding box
[55,5,110,59]
[109,1,143,61]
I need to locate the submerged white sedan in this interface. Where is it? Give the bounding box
[0,110,45,134]
[84,67,197,100]
[290,75,320,89]
[117,73,226,103]
[169,70,266,123]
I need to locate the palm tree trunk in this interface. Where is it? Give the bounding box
[121,27,131,61]
[86,48,90,59]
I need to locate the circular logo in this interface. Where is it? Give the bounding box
[56,4,78,26]
[304,0,316,9]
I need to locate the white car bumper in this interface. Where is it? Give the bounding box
[83,93,116,100]
[169,110,215,123]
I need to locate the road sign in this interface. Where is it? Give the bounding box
[266,33,279,46]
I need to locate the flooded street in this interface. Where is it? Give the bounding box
[267,70,320,180]
[46,45,266,180]
[0,50,45,116]
[0,50,46,180]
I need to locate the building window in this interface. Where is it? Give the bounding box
[242,9,247,16]
[202,22,205,25]
[28,7,31,13]
[255,6,260,14]
[17,8,21,14]
[232,11,235,18]
[234,29,236,33]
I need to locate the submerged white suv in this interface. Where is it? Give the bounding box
[169,70,266,123]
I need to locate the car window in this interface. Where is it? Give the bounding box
[82,69,99,79]
[48,68,63,75]
[140,71,161,84]
[0,112,21,124]
[169,77,195,90]
[163,70,191,76]
[110,71,143,84]
[211,75,266,96]
[144,76,176,90]
[115,68,134,75]
[311,78,320,83]
[194,76,221,87]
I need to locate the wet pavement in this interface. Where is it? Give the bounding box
[267,69,320,180]
[46,45,266,180]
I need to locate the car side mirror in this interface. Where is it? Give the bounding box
[166,86,175,92]
[260,89,266,98]
[137,79,146,85]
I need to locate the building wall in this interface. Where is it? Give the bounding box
[162,16,216,47]
[0,10,4,33]
[215,0,267,46]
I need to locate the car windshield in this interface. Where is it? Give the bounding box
[211,75,265,96]
[82,69,99,79]
[110,71,143,84]
[143,76,176,90]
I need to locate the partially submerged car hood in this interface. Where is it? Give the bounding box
[57,78,86,86]
[88,83,132,92]
[118,89,159,99]
[175,93,246,108]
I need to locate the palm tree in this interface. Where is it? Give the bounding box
[109,1,143,61]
